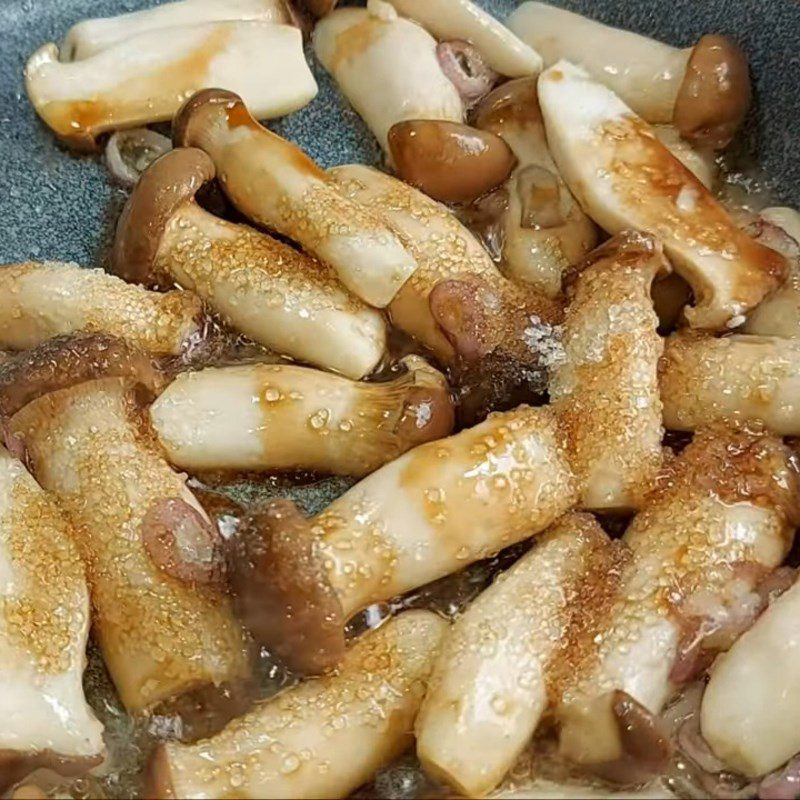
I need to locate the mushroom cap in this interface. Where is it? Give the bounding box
[674,34,751,150]
[227,498,346,675]
[172,87,244,149]
[471,75,542,133]
[111,147,215,284]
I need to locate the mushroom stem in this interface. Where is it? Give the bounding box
[61,0,292,61]
[113,148,387,380]
[537,61,786,330]
[653,125,717,189]
[25,22,316,151]
[149,357,454,477]
[0,445,104,793]
[415,513,616,797]
[0,261,201,356]
[556,426,799,780]
[660,332,800,436]
[551,232,666,512]
[312,5,464,155]
[148,610,448,800]
[173,91,417,308]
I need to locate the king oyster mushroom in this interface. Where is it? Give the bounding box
[25,21,316,151]
[652,125,717,190]
[537,61,786,330]
[509,2,751,150]
[472,76,598,297]
[0,260,201,356]
[4,335,251,718]
[173,91,417,309]
[149,357,454,477]
[112,148,387,380]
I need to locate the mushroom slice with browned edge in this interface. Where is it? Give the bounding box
[148,610,447,800]
[25,21,316,151]
[653,125,717,189]
[416,513,618,798]
[61,0,293,61]
[556,426,800,784]
[472,76,597,297]
[0,261,201,356]
[0,445,105,794]
[312,4,464,156]
[112,148,387,379]
[509,2,751,150]
[551,232,666,512]
[537,61,786,330]
[149,356,454,477]
[173,91,417,308]
[4,335,250,719]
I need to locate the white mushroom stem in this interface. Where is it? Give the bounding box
[660,333,800,436]
[9,377,250,714]
[61,0,291,61]
[556,427,798,777]
[384,0,542,78]
[149,357,453,477]
[416,513,614,798]
[550,232,666,512]
[0,446,104,792]
[25,22,316,151]
[537,61,786,330]
[312,5,464,155]
[0,261,201,356]
[149,610,448,800]
[700,577,800,777]
[653,125,717,189]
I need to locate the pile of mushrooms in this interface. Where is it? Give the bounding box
[9,0,800,799]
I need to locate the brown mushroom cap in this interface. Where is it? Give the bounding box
[172,87,245,150]
[111,147,215,284]
[428,278,496,364]
[146,744,176,800]
[471,76,542,133]
[674,34,752,150]
[227,498,346,675]
[393,357,456,447]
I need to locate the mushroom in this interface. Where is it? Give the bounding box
[4,336,251,716]
[700,575,800,778]
[104,128,173,186]
[312,4,464,156]
[653,125,717,190]
[660,332,800,436]
[60,0,293,61]
[112,148,387,380]
[471,77,598,298]
[148,610,447,800]
[149,357,454,477]
[415,513,617,798]
[556,426,799,782]
[0,444,105,794]
[25,21,317,151]
[508,2,751,150]
[173,91,417,309]
[229,404,578,674]
[550,231,666,512]
[0,261,201,357]
[537,61,786,330]
[384,0,543,78]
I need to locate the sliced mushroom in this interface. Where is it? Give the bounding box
[312,4,464,155]
[5,337,250,716]
[173,92,417,309]
[385,0,542,78]
[551,232,666,512]
[653,125,717,189]
[112,148,387,379]
[104,128,172,186]
[660,332,800,436]
[0,261,201,356]
[472,77,597,297]
[149,610,447,800]
[0,445,105,794]
[416,513,615,797]
[150,357,454,477]
[556,426,799,780]
[61,0,292,61]
[537,61,786,330]
[509,3,751,150]
[25,21,317,151]
[701,576,800,778]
